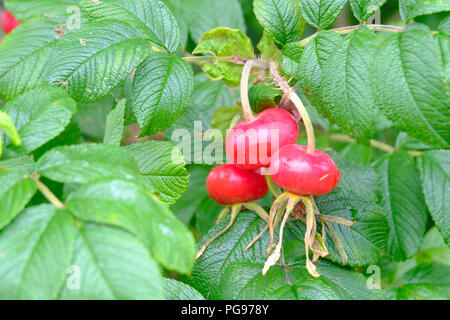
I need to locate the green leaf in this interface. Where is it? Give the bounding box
[0,110,21,156]
[417,150,450,245]
[322,27,378,145]
[395,132,433,151]
[103,99,126,146]
[217,262,297,299]
[74,96,115,141]
[374,151,428,261]
[189,213,270,299]
[163,0,189,47]
[397,263,450,299]
[5,0,80,22]
[278,42,304,82]
[165,75,233,163]
[210,106,242,137]
[339,143,372,165]
[291,258,385,299]
[36,144,140,185]
[2,86,77,154]
[299,0,348,29]
[399,0,450,22]
[297,31,343,117]
[0,156,36,229]
[257,31,281,61]
[126,140,189,205]
[418,227,450,266]
[79,0,180,53]
[60,224,164,299]
[184,0,246,42]
[67,178,196,274]
[47,20,152,103]
[0,17,63,100]
[193,27,254,87]
[171,165,221,227]
[254,0,306,45]
[248,83,281,112]
[349,0,387,21]
[163,278,205,300]
[0,204,76,299]
[373,25,450,148]
[130,52,194,136]
[311,189,389,267]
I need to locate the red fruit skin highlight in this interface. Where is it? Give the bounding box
[225,108,299,170]
[270,144,341,196]
[207,164,269,205]
[1,9,20,34]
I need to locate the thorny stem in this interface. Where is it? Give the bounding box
[240,59,270,122]
[196,204,241,259]
[328,133,424,157]
[31,173,66,210]
[270,62,316,154]
[298,24,405,46]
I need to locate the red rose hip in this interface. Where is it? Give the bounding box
[225,108,298,170]
[207,164,268,205]
[1,9,20,34]
[270,144,340,196]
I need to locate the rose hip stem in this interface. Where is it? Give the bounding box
[240,59,269,122]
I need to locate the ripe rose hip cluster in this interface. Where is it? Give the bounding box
[199,91,347,277]
[0,9,20,43]
[207,107,340,206]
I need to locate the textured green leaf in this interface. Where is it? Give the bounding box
[299,0,348,29]
[126,140,189,205]
[60,224,163,300]
[395,132,433,151]
[248,83,281,112]
[0,156,36,229]
[297,31,343,117]
[417,150,450,245]
[0,204,76,299]
[374,152,428,261]
[79,0,180,53]
[163,278,205,300]
[322,27,378,145]
[47,20,152,103]
[0,110,21,155]
[257,30,280,61]
[130,52,194,136]
[189,213,270,299]
[5,0,79,22]
[217,262,297,299]
[339,143,372,165]
[399,0,450,22]
[291,258,385,299]
[312,190,389,267]
[349,0,387,21]
[397,263,450,299]
[2,87,77,154]
[278,42,304,81]
[418,227,450,266]
[184,0,246,42]
[373,25,450,148]
[67,178,196,274]
[193,27,254,87]
[103,99,125,146]
[165,75,233,163]
[36,144,141,185]
[254,0,306,44]
[163,0,189,47]
[0,18,63,100]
